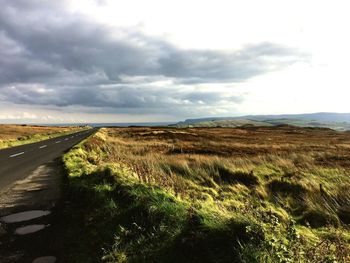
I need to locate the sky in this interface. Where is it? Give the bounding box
[0,0,349,123]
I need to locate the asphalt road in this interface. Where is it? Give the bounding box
[0,128,98,190]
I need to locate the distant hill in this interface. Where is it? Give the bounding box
[174,112,350,131]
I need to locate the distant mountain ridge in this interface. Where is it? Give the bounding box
[246,112,350,122]
[175,112,350,131]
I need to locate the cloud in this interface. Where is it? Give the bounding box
[0,83,243,116]
[0,0,310,119]
[0,112,38,120]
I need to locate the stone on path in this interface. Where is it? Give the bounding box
[15,224,47,235]
[0,210,50,223]
[32,256,57,263]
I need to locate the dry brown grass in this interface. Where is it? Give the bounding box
[106,126,350,157]
[0,124,78,140]
[64,126,350,262]
[0,124,85,149]
[98,126,350,211]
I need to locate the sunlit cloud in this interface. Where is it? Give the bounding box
[0,0,349,123]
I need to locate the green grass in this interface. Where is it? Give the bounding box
[0,127,87,149]
[61,128,350,262]
[62,155,189,262]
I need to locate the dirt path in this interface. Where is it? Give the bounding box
[0,159,64,262]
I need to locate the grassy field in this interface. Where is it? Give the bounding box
[174,119,273,128]
[0,124,87,149]
[175,118,350,131]
[62,126,350,262]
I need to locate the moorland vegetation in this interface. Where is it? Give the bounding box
[62,126,350,262]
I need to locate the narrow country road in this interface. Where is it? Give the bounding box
[0,128,98,191]
[0,127,98,262]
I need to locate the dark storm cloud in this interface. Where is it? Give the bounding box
[1,84,243,113]
[0,0,309,114]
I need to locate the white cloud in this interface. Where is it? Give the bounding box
[0,0,349,123]
[71,0,350,81]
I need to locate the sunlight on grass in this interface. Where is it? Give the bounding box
[62,127,350,262]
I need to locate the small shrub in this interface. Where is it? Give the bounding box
[216,166,259,186]
[338,206,350,224]
[267,179,306,197]
[299,209,339,228]
[239,216,303,263]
